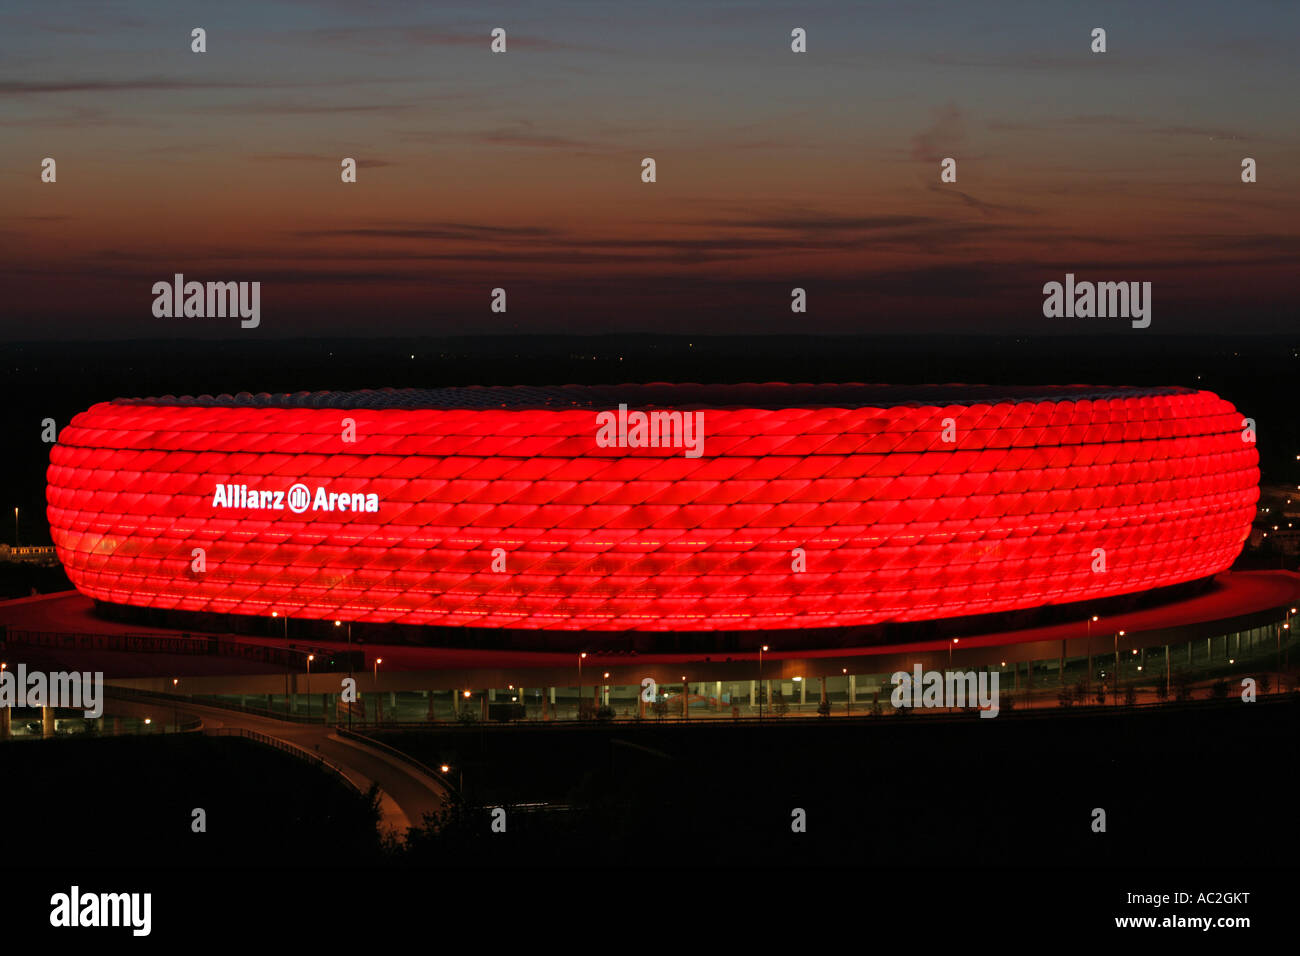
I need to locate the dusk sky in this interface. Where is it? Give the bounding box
[2,0,1297,339]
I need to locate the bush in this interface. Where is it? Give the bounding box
[816,699,831,718]
[1095,685,1107,706]
[1124,685,1137,707]
[596,705,614,721]
[1154,675,1169,701]
[1210,679,1229,700]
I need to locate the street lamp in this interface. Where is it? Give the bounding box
[758,645,769,720]
[440,763,464,793]
[336,620,353,728]
[949,637,958,670]
[1114,630,1125,705]
[273,611,290,710]
[1086,616,1099,689]
[306,654,314,719]
[1278,622,1289,694]
[12,507,17,547]
[842,667,850,715]
[577,652,587,718]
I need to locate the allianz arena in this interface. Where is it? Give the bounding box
[45,384,1258,637]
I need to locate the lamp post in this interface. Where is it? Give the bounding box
[273,612,289,712]
[306,654,314,720]
[758,645,769,720]
[172,677,179,731]
[1086,616,1098,690]
[440,763,464,795]
[1278,622,1289,694]
[843,667,850,716]
[1114,630,1125,706]
[12,507,17,547]
[577,651,587,719]
[949,637,958,671]
[335,620,353,729]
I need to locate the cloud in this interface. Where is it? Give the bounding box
[253,154,395,167]
[0,78,269,95]
[911,102,964,163]
[280,26,593,53]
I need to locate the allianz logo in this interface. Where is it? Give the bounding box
[211,483,380,514]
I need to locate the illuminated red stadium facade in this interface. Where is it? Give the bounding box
[46,384,1258,636]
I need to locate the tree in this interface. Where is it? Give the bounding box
[771,689,789,717]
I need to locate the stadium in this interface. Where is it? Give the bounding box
[43,383,1261,653]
